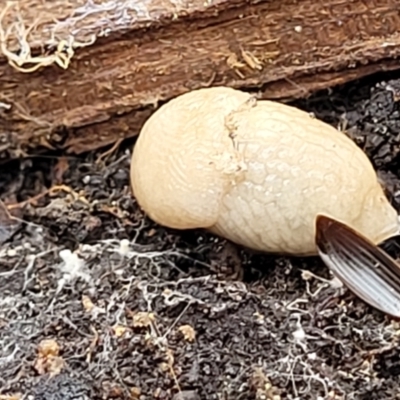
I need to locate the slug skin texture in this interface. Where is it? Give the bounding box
[130,86,400,256]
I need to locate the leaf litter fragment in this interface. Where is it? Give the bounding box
[177,324,196,342]
[34,339,65,377]
[316,214,400,319]
[132,311,155,328]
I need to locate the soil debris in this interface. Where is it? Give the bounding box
[1,72,400,399]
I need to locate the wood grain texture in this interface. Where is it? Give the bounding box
[1,0,400,158]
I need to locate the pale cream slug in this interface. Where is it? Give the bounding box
[130,86,400,256]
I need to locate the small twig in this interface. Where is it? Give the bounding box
[96,139,124,164]
[6,184,90,211]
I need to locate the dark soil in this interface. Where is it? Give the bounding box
[1,72,400,400]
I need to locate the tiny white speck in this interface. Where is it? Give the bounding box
[6,249,17,257]
[118,239,131,256]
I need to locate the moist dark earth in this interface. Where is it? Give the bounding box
[1,72,400,400]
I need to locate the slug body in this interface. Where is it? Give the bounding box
[131,87,399,256]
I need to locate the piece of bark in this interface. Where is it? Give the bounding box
[0,0,400,158]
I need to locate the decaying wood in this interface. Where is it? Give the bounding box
[1,0,400,158]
